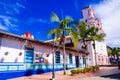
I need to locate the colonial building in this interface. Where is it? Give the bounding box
[0,6,108,80]
[0,31,85,79]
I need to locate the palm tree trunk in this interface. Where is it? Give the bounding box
[93,40,97,66]
[83,40,87,67]
[63,41,66,75]
[62,29,66,75]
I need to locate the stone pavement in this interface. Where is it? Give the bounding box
[10,67,120,80]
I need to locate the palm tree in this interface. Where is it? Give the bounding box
[87,26,105,66]
[111,48,117,58]
[111,47,120,58]
[48,12,79,75]
[77,22,105,66]
[107,46,112,57]
[116,48,120,58]
[110,47,120,64]
[76,21,89,66]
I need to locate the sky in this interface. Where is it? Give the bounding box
[0,0,120,48]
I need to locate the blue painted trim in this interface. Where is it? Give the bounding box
[0,63,24,66]
[0,68,64,80]
[79,64,85,68]
[8,65,18,71]
[66,64,76,70]
[0,63,77,79]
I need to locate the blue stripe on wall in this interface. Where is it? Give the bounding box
[0,68,62,80]
[0,63,24,66]
[0,63,82,80]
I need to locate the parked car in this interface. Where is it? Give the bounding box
[117,58,120,69]
[109,58,117,64]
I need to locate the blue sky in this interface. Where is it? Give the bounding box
[0,0,120,47]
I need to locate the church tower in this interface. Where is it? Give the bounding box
[82,5,103,33]
[80,5,108,66]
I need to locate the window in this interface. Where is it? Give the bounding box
[69,54,73,64]
[25,50,34,64]
[55,52,60,63]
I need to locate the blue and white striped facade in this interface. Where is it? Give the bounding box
[0,31,85,80]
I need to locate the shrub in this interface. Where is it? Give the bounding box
[91,66,95,72]
[95,65,100,70]
[78,69,84,73]
[71,70,76,75]
[71,68,85,75]
[70,66,100,76]
[76,68,84,74]
[76,69,80,74]
[91,66,100,72]
[83,67,92,73]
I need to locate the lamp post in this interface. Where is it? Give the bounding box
[52,34,55,80]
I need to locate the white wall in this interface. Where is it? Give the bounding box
[82,9,89,20]
[77,40,108,66]
[0,37,24,63]
[34,44,53,64]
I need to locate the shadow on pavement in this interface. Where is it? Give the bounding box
[101,73,120,80]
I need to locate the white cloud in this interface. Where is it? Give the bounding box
[0,15,19,31]
[0,24,8,30]
[0,0,26,31]
[27,18,50,25]
[0,1,25,15]
[93,0,120,47]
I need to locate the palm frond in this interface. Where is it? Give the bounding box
[59,16,73,29]
[95,33,105,41]
[77,21,87,29]
[51,12,60,23]
[87,26,105,41]
[88,26,97,35]
[67,27,80,48]
[48,28,62,42]
[77,21,88,39]
[65,16,73,22]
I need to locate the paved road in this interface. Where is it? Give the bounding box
[11,67,120,80]
[78,73,120,80]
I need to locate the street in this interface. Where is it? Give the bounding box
[78,73,120,80]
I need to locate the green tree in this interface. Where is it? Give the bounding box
[48,12,79,75]
[77,22,105,66]
[111,47,120,58]
[111,47,117,58]
[117,48,120,57]
[107,46,112,57]
[87,26,105,65]
[76,21,89,66]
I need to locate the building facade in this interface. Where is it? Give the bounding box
[81,5,108,66]
[0,31,85,79]
[0,6,109,80]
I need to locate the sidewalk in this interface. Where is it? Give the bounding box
[10,67,120,80]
